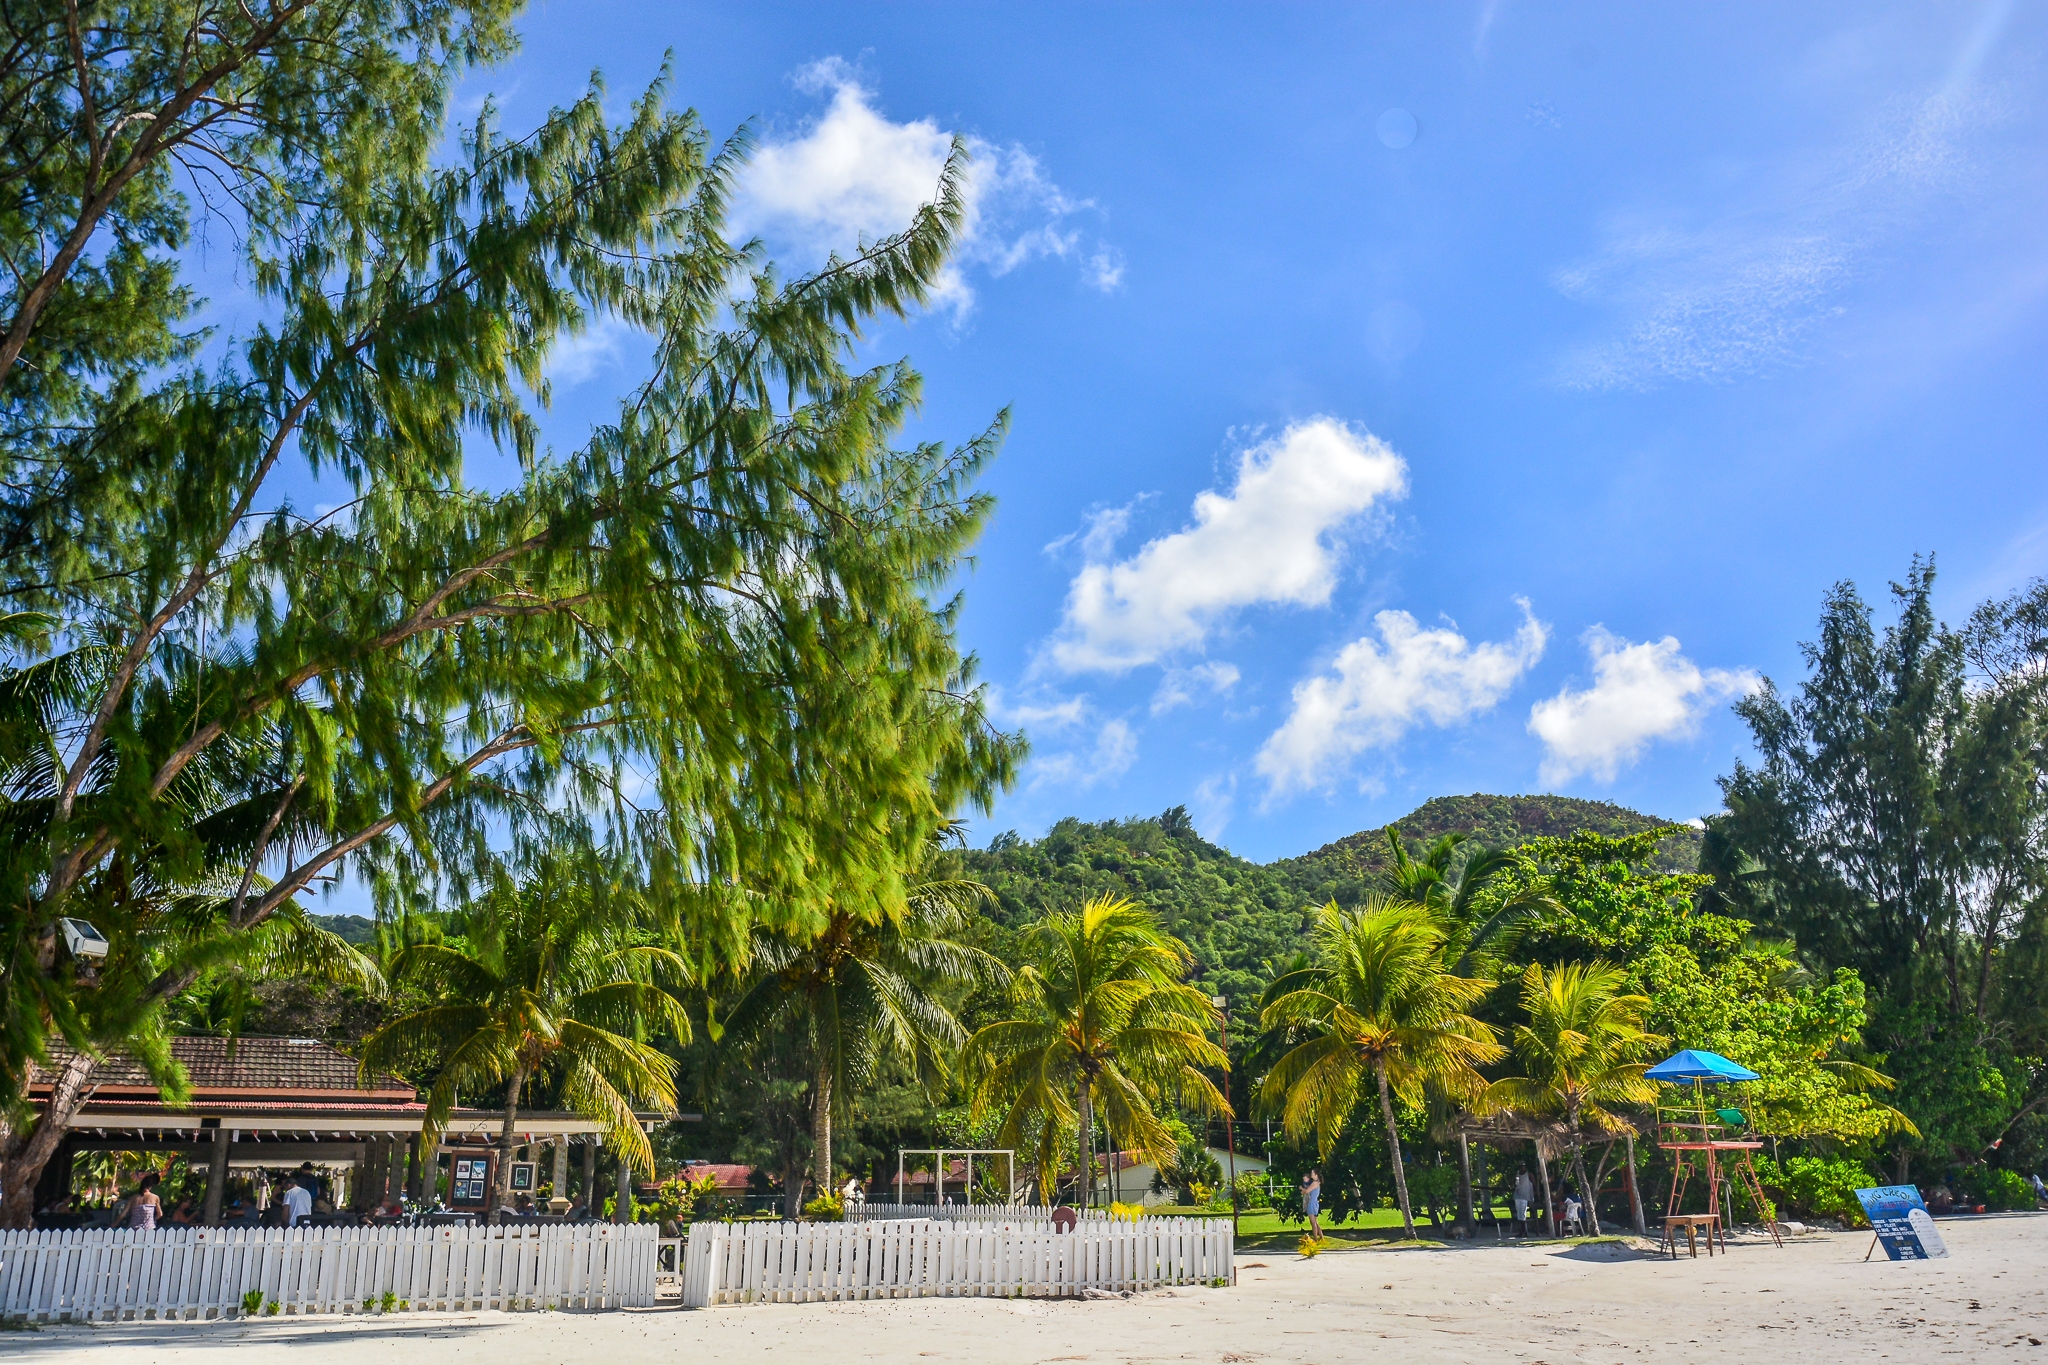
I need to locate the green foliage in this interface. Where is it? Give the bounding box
[1957,1166,2034,1212]
[1258,900,1503,1238]
[1479,960,1662,1234]
[1749,1155,1879,1226]
[2,2,1019,1225]
[359,856,689,1186]
[1707,563,2048,1176]
[1146,1119,1223,1205]
[721,829,1001,1197]
[801,1192,845,1222]
[964,896,1226,1204]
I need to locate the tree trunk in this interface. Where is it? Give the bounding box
[202,1126,231,1225]
[1625,1132,1646,1235]
[0,1050,97,1229]
[811,1058,834,1206]
[490,1063,530,1224]
[1374,1058,1417,1239]
[1076,1077,1096,1208]
[1535,1147,1556,1237]
[782,1155,803,1219]
[1572,1144,1600,1236]
[616,1146,635,1224]
[1457,1134,1474,1235]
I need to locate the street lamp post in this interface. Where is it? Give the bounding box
[1212,994,1239,1243]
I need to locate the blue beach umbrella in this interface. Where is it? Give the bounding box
[1644,1050,1759,1084]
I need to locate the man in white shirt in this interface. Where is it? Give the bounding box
[1512,1169,1535,1237]
[282,1177,313,1227]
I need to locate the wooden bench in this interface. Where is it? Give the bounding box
[1662,1213,1722,1258]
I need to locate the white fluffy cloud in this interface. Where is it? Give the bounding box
[1257,604,1549,794]
[1028,718,1138,790]
[1048,419,1409,673]
[1151,662,1240,716]
[734,59,1116,315]
[1527,629,1760,783]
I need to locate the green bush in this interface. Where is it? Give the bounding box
[1232,1172,1270,1211]
[1958,1166,2033,1212]
[1751,1155,1879,1226]
[801,1192,844,1222]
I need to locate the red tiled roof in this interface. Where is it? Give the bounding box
[679,1161,753,1191]
[30,1036,413,1099]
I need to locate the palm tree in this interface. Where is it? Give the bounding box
[1477,960,1664,1235]
[1258,898,1504,1238]
[360,871,689,1219]
[722,830,1004,1212]
[963,895,1227,1207]
[1380,829,1558,976]
[1,623,385,1225]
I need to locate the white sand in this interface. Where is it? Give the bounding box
[12,1215,2046,1364]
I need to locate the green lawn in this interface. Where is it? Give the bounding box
[1144,1204,1462,1251]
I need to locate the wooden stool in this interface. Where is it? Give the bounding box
[1662,1213,1721,1258]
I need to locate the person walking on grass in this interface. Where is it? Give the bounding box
[1302,1169,1323,1240]
[1512,1167,1535,1237]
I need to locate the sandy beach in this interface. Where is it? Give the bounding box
[8,1215,2042,1364]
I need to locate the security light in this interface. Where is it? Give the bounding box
[57,917,109,960]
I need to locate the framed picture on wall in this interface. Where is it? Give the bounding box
[510,1162,536,1192]
[454,1159,476,1182]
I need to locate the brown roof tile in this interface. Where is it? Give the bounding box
[33,1036,412,1097]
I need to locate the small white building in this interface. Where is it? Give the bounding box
[1098,1147,1270,1206]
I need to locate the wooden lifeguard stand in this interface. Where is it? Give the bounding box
[1649,1050,1781,1255]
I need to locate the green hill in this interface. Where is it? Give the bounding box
[957,794,1701,1004]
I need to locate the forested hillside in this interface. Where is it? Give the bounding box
[952,794,1701,1003]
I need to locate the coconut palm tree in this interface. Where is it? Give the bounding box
[1,622,384,1225]
[1258,898,1504,1238]
[1476,960,1664,1235]
[963,895,1227,1207]
[1379,829,1558,976]
[722,827,1004,1212]
[360,869,690,1219]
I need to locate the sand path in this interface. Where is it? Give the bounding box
[9,1215,2043,1364]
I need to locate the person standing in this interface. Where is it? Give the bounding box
[281,1172,314,1227]
[125,1172,164,1231]
[1301,1169,1323,1240]
[1512,1167,1535,1237]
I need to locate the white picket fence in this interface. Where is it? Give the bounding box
[849,1202,1113,1223]
[0,1223,658,1322]
[681,1216,1234,1306]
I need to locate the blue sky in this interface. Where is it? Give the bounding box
[403,3,2048,862]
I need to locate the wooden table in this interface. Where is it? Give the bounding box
[1662,1213,1722,1258]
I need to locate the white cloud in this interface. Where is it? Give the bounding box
[1191,773,1236,842]
[1527,628,1760,783]
[1047,418,1409,673]
[734,59,1118,316]
[1550,46,2018,391]
[1028,718,1138,790]
[1151,662,1241,716]
[983,683,1092,736]
[1257,603,1549,795]
[545,315,637,388]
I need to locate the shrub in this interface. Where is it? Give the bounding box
[1297,1234,1330,1258]
[1232,1172,1270,1211]
[801,1192,845,1222]
[1751,1155,1879,1226]
[1958,1166,2032,1212]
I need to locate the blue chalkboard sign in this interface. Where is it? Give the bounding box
[1855,1186,1951,1261]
